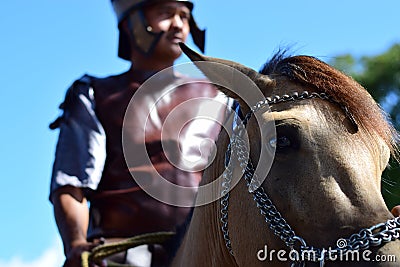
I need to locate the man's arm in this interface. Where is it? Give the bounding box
[51,186,96,266]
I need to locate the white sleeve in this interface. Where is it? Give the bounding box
[49,76,106,200]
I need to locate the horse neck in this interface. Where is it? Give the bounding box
[170,131,238,267]
[170,201,237,266]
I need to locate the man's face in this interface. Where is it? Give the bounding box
[144,2,191,60]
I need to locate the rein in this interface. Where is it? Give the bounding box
[81,232,174,267]
[220,91,400,266]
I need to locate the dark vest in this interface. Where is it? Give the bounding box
[87,72,226,239]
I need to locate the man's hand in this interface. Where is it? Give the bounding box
[63,241,106,267]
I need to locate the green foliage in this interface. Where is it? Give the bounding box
[330,44,400,210]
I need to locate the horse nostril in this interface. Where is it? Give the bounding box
[391,205,400,217]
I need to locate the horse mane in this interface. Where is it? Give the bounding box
[259,51,399,159]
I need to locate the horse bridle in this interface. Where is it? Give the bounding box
[220,91,400,266]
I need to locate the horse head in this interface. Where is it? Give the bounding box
[172,44,400,266]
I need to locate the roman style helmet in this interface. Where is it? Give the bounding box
[111,0,205,60]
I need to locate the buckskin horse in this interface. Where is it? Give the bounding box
[169,44,400,267]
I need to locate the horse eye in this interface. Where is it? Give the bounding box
[277,136,291,148]
[268,136,292,149]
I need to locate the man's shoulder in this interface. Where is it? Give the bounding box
[174,72,208,83]
[87,73,119,88]
[174,73,216,90]
[86,72,135,95]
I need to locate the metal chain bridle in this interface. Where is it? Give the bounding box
[220,91,400,266]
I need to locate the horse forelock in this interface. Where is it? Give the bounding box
[259,51,399,160]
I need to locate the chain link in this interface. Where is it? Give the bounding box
[220,142,236,255]
[234,131,298,248]
[342,217,400,251]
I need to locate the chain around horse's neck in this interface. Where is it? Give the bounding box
[220,91,400,266]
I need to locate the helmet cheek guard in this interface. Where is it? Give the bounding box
[112,0,205,60]
[189,15,206,54]
[127,10,163,56]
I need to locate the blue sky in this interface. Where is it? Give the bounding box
[1,1,399,266]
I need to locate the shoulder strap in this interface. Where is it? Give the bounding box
[49,74,94,130]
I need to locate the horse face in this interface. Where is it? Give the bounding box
[227,80,397,266]
[259,80,391,243]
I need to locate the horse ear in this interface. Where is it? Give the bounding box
[179,43,274,111]
[180,43,257,77]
